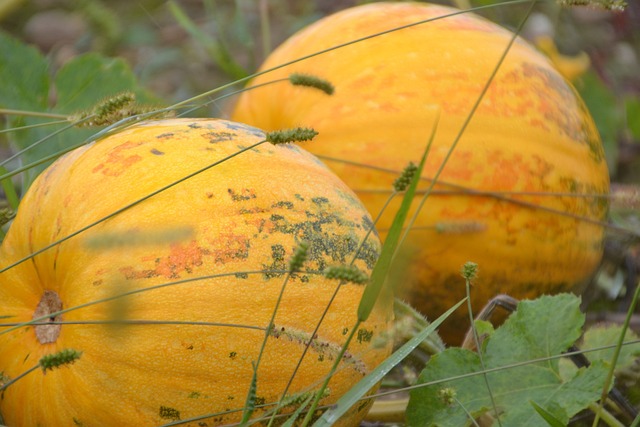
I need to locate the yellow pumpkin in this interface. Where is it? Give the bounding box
[0,119,392,426]
[232,2,609,342]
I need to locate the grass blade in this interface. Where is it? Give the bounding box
[357,110,440,322]
[313,297,466,427]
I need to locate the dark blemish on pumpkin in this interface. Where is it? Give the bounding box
[266,210,379,271]
[300,275,309,283]
[318,354,325,362]
[342,327,349,335]
[72,418,84,426]
[150,148,165,155]
[188,122,202,129]
[205,131,235,143]
[357,400,370,413]
[156,133,174,139]
[255,397,266,406]
[210,233,250,264]
[183,342,194,350]
[228,188,256,201]
[227,395,235,400]
[357,328,374,344]
[92,280,103,286]
[311,197,329,205]
[294,194,304,201]
[272,201,294,210]
[229,352,237,359]
[223,121,265,137]
[206,192,214,199]
[239,207,268,215]
[263,244,286,278]
[188,391,201,398]
[159,406,181,421]
[268,324,368,375]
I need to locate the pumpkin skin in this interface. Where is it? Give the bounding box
[0,119,392,426]
[232,2,610,343]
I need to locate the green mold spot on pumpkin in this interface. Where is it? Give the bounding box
[272,201,294,209]
[357,328,374,344]
[263,244,287,278]
[205,131,236,143]
[188,391,201,399]
[228,188,257,202]
[229,351,237,359]
[72,418,83,426]
[311,197,329,205]
[159,406,180,421]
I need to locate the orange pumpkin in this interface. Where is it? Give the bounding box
[0,119,392,426]
[232,2,609,342]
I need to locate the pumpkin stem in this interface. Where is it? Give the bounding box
[33,290,63,344]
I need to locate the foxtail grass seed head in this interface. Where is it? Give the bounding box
[288,241,310,272]
[39,349,82,373]
[93,91,136,118]
[266,128,319,145]
[323,265,369,285]
[393,162,418,192]
[461,262,479,281]
[289,73,335,95]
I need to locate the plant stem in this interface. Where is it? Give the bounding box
[589,402,626,427]
[0,108,67,119]
[592,273,640,426]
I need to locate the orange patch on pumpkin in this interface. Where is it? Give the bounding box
[92,140,144,177]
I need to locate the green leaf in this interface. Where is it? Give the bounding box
[407,294,610,426]
[0,31,49,111]
[54,53,155,113]
[530,400,568,426]
[1,48,159,190]
[582,324,640,370]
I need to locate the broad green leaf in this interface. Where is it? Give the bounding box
[407,294,610,426]
[530,400,568,426]
[0,31,49,111]
[1,48,159,190]
[582,324,640,370]
[54,53,156,112]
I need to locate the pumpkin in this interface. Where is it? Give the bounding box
[0,119,392,426]
[231,2,609,343]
